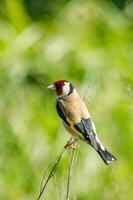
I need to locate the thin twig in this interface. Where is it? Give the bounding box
[37,147,67,200]
[66,148,77,200]
[40,166,49,193]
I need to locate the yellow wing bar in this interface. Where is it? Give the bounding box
[66,117,84,139]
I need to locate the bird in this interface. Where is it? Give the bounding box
[47,80,116,165]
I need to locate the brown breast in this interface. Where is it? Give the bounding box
[59,89,90,123]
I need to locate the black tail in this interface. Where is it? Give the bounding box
[97,148,116,165]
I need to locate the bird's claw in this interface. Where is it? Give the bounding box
[64,140,76,150]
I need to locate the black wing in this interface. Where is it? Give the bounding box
[56,101,69,125]
[74,118,99,150]
[56,101,98,150]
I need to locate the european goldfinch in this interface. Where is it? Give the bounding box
[47,80,116,165]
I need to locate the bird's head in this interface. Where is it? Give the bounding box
[47,80,74,98]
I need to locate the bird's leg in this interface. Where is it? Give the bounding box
[64,137,77,150]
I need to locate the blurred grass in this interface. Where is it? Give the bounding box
[0,0,133,199]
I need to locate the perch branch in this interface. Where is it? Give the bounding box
[66,146,78,200]
[37,147,67,200]
[37,138,78,200]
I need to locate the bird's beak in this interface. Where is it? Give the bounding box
[47,84,56,90]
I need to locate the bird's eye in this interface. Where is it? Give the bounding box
[56,84,62,89]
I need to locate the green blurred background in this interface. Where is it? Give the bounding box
[0,0,133,199]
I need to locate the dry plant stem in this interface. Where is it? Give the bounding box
[66,148,77,200]
[37,147,67,200]
[40,166,49,193]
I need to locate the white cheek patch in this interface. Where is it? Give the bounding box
[58,82,70,99]
[63,83,70,96]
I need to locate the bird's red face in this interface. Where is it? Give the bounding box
[47,80,73,97]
